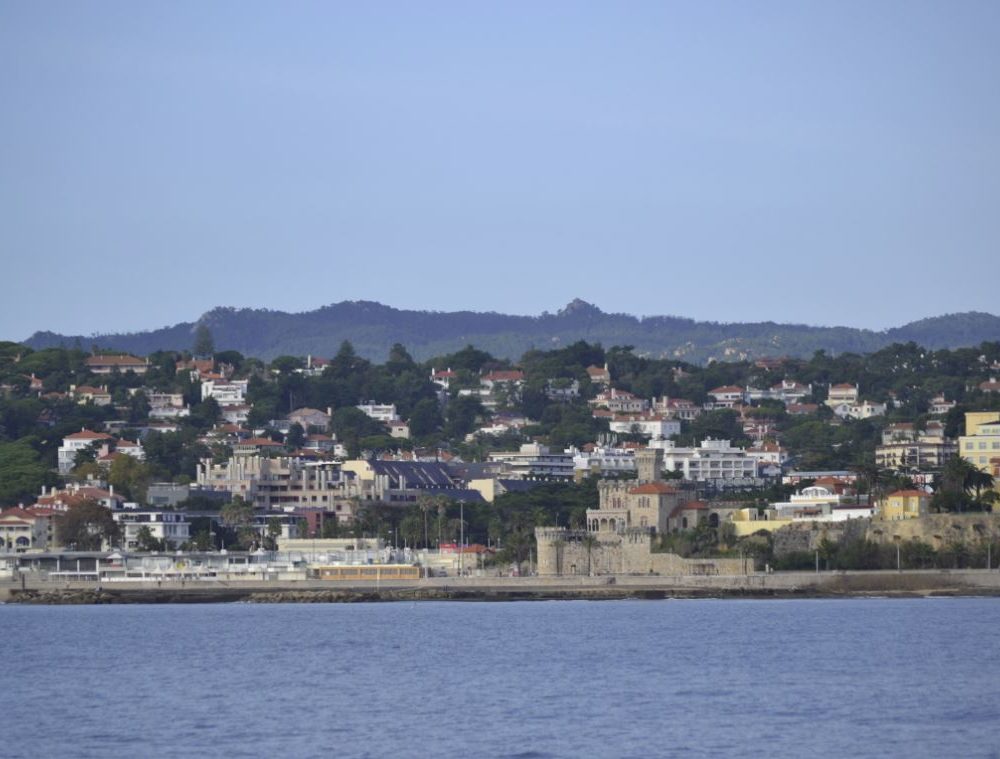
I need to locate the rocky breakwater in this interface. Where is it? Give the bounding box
[11,588,118,605]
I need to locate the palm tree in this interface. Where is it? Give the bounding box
[582,535,598,576]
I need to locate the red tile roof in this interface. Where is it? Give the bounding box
[629,482,678,495]
[484,370,524,382]
[64,429,114,441]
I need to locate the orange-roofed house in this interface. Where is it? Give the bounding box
[430,368,456,390]
[588,448,684,534]
[57,428,115,474]
[707,385,745,408]
[0,507,51,552]
[586,364,611,385]
[481,370,525,392]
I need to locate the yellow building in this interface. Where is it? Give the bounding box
[959,412,1000,474]
[879,490,930,521]
[730,507,793,537]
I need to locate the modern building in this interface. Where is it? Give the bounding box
[486,444,575,480]
[608,413,681,440]
[198,456,360,516]
[649,438,758,482]
[201,378,249,406]
[356,402,400,423]
[84,354,149,375]
[114,509,191,550]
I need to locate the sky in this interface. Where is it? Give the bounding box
[2,1,999,341]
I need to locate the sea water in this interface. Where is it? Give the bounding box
[2,598,999,758]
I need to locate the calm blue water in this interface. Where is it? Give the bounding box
[2,598,999,758]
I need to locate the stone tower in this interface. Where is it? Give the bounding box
[635,448,663,483]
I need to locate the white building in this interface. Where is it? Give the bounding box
[571,445,637,477]
[145,392,190,419]
[608,413,681,440]
[746,442,789,471]
[356,402,400,423]
[929,395,957,416]
[487,444,575,480]
[706,385,745,408]
[202,379,249,406]
[546,378,581,401]
[770,485,873,522]
[649,438,758,482]
[830,399,887,420]
[653,397,702,421]
[114,509,191,550]
[826,383,859,407]
[589,388,650,414]
[58,429,115,474]
[745,380,812,405]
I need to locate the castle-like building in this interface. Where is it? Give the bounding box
[535,448,746,577]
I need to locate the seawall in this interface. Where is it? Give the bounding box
[4,570,1000,604]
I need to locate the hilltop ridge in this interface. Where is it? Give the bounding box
[23,300,1000,363]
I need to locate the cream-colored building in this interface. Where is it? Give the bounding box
[959,412,1000,474]
[198,456,360,516]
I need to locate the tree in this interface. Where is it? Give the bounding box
[285,423,306,450]
[408,398,443,438]
[264,517,282,550]
[582,534,599,576]
[189,397,221,429]
[399,512,422,548]
[444,395,488,439]
[221,496,254,530]
[107,455,152,504]
[933,456,993,513]
[321,516,342,539]
[220,496,256,549]
[73,443,100,469]
[193,323,215,358]
[331,407,387,458]
[0,442,59,505]
[55,499,121,550]
[135,525,165,552]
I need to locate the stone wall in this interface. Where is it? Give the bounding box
[867,513,1000,547]
[535,527,746,577]
[770,513,1000,557]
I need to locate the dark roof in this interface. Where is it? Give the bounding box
[446,461,504,481]
[497,479,547,494]
[370,460,455,488]
[438,489,486,504]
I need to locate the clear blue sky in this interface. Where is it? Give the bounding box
[2,1,999,341]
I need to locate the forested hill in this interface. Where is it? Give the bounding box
[23,300,1000,363]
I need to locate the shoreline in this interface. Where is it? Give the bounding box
[4,569,1000,604]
